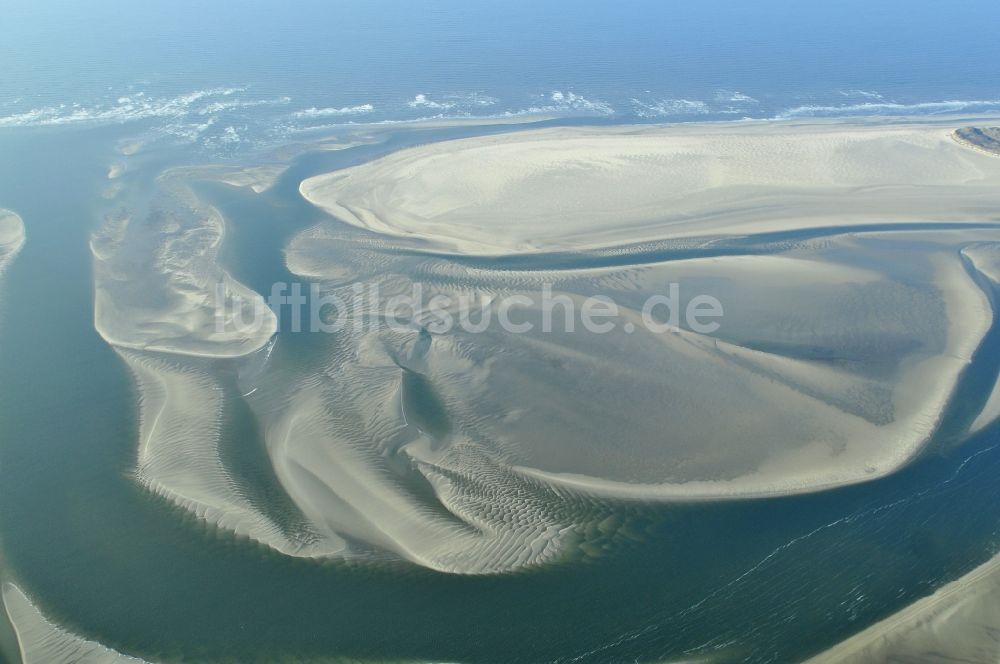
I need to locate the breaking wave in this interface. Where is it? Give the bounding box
[0,87,287,128]
[778,98,1000,119]
[291,104,375,118]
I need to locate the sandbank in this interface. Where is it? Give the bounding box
[2,583,147,663]
[954,126,1000,157]
[91,182,276,358]
[0,209,25,274]
[94,119,1000,573]
[806,553,1000,663]
[301,120,1000,255]
[164,164,287,193]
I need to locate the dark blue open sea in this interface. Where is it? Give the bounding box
[2,1,1000,662]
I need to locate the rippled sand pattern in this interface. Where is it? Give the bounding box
[87,121,1000,575]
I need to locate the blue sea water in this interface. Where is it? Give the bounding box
[2,0,999,155]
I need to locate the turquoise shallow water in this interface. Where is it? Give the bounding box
[1,121,1000,663]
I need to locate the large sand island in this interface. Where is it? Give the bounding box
[301,121,1000,254]
[258,119,1000,571]
[97,119,1000,573]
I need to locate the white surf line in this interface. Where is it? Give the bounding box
[262,338,276,363]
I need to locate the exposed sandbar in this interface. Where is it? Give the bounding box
[954,126,1000,157]
[264,228,999,576]
[806,553,1000,663]
[93,120,1000,574]
[962,243,1000,434]
[0,209,26,274]
[92,182,276,358]
[301,121,1000,255]
[164,164,287,193]
[288,126,1000,504]
[117,348,318,556]
[266,121,1000,567]
[2,583,147,663]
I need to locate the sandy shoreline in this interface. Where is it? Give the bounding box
[2,583,146,663]
[0,209,25,275]
[807,552,1000,662]
[91,181,276,358]
[86,118,1000,575]
[272,230,999,568]
[163,164,287,193]
[301,119,1000,255]
[288,121,1000,504]
[954,126,1000,157]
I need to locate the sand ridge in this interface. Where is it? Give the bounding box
[91,180,277,358]
[2,584,148,663]
[0,209,26,275]
[92,120,1000,573]
[300,121,1000,255]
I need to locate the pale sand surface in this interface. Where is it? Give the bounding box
[95,121,1000,572]
[2,583,147,663]
[301,121,1000,255]
[90,176,283,555]
[249,228,996,570]
[963,243,1000,433]
[971,383,1000,434]
[91,181,276,358]
[114,340,611,572]
[117,140,141,156]
[164,163,287,193]
[287,227,994,498]
[954,126,1000,157]
[248,123,1000,568]
[0,209,26,274]
[270,137,381,162]
[117,347,310,555]
[806,553,1000,663]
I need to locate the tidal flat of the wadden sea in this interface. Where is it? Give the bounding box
[4,113,1000,664]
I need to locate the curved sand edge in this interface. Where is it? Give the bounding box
[0,209,25,275]
[300,121,1000,256]
[963,244,1000,434]
[162,164,287,194]
[953,126,1000,157]
[92,183,276,359]
[96,120,1000,574]
[118,343,615,573]
[805,552,1000,663]
[513,242,994,500]
[2,583,148,664]
[285,226,997,504]
[118,348,318,557]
